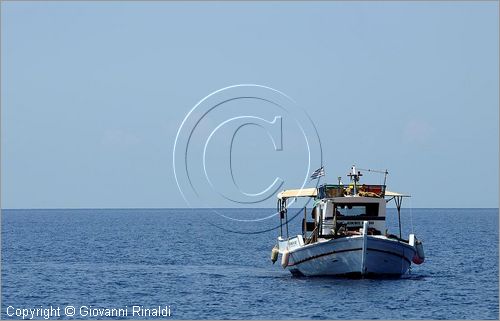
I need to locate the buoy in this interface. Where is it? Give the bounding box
[271,245,279,264]
[281,250,289,268]
[412,239,425,265]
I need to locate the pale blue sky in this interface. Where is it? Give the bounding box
[2,1,498,208]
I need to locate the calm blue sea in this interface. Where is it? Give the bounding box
[2,208,498,319]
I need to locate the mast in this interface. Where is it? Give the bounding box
[347,165,362,195]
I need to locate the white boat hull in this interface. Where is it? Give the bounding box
[286,236,416,277]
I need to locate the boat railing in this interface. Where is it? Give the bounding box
[318,184,386,198]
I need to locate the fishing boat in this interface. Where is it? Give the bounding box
[270,165,425,277]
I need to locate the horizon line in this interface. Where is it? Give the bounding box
[1,207,499,211]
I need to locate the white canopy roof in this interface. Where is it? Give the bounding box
[277,188,409,200]
[385,190,411,197]
[277,188,317,200]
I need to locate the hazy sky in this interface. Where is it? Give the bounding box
[2,1,498,209]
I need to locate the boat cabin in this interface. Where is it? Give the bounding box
[306,184,387,241]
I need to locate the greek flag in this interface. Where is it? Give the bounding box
[310,166,325,180]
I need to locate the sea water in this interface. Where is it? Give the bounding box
[2,208,498,319]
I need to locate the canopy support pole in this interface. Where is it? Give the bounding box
[278,199,283,238]
[395,196,403,239]
[285,207,289,238]
[303,207,307,239]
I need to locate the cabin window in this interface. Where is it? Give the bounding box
[334,203,378,217]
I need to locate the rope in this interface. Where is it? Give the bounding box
[305,225,319,244]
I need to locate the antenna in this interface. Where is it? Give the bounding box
[358,168,389,186]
